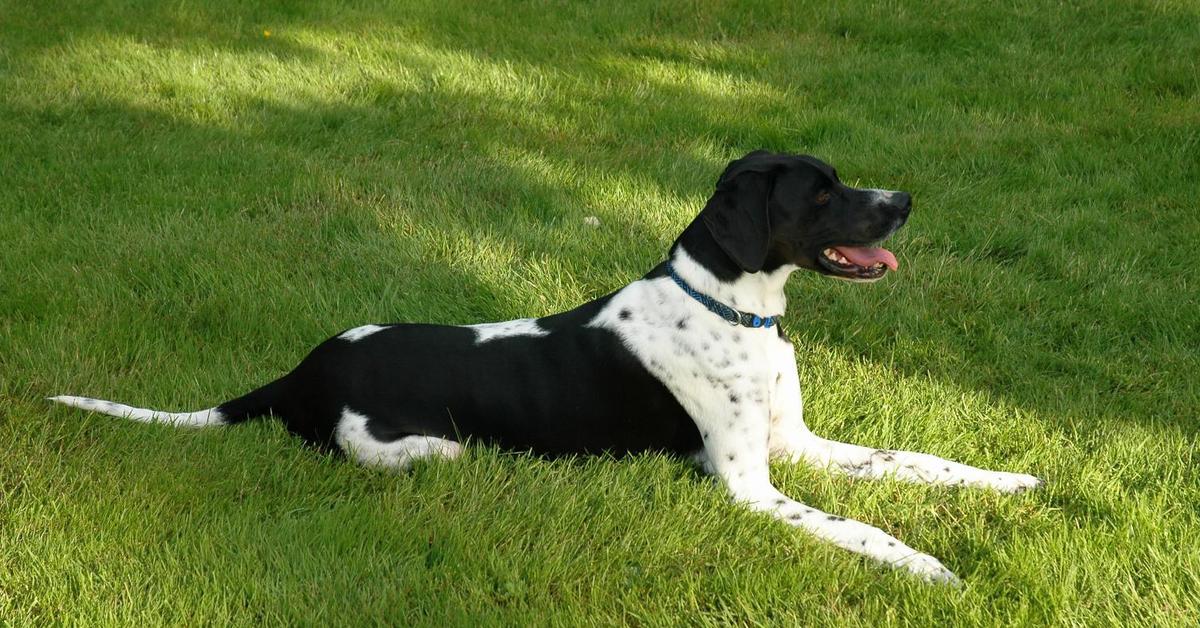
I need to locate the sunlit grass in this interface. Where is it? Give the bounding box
[2,0,1198,624]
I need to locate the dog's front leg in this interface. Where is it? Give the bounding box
[766,362,1041,492]
[697,413,960,585]
[785,437,1043,493]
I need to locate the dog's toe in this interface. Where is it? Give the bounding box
[897,553,961,586]
[991,472,1043,494]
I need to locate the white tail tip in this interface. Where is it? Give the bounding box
[48,395,225,428]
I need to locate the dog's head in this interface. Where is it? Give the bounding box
[701,151,910,282]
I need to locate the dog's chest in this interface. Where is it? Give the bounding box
[589,278,792,428]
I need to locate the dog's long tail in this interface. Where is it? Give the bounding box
[48,378,288,428]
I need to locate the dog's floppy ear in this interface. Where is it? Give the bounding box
[701,151,788,273]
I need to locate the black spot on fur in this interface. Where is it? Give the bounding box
[729,393,739,403]
[788,513,802,521]
[701,342,710,351]
[774,498,785,506]
[826,515,845,522]
[727,453,735,461]
[676,319,688,330]
[888,542,896,547]
[943,466,950,472]
[619,309,632,321]
[702,431,710,440]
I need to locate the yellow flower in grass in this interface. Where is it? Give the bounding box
[263,29,272,38]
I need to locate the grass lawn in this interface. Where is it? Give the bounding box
[2,0,1199,624]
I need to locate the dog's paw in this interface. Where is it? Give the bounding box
[895,552,961,586]
[988,472,1043,494]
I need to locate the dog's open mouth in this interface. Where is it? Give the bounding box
[818,246,899,281]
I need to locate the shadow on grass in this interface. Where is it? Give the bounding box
[6,0,1198,443]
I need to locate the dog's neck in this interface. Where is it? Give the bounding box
[668,220,795,317]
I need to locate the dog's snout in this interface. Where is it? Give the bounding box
[893,192,912,216]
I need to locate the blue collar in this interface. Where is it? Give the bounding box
[665,263,781,329]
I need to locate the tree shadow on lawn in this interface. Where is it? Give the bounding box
[7,10,1196,609]
[9,1,1197,444]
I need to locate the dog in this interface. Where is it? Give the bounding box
[50,151,1041,584]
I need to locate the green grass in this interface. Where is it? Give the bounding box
[2,0,1199,624]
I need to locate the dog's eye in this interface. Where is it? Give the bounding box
[815,190,831,205]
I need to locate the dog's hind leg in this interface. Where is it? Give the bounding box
[334,408,462,471]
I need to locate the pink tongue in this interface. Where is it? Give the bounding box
[834,246,899,271]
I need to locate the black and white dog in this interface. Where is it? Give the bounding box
[51,151,1040,584]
